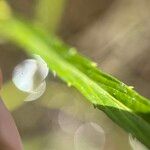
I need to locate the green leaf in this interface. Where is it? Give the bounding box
[0,17,150,148]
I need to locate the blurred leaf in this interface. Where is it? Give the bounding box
[0,10,150,148]
[0,0,11,21]
[34,0,66,33]
[1,81,26,111]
